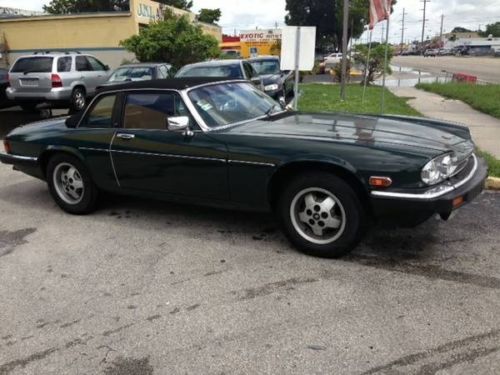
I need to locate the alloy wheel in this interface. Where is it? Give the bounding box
[53,162,85,205]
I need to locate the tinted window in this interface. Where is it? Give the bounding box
[81,95,116,128]
[124,93,189,130]
[242,62,256,79]
[158,65,169,78]
[109,67,154,82]
[57,57,72,72]
[76,56,92,72]
[176,64,243,79]
[11,57,53,73]
[87,56,106,71]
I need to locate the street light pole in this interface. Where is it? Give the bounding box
[340,0,349,100]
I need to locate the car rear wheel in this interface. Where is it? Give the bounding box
[70,87,86,112]
[278,173,365,258]
[47,154,98,215]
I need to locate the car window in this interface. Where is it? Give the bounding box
[87,56,106,71]
[57,57,72,73]
[11,57,53,73]
[123,93,189,130]
[249,60,280,75]
[109,67,154,82]
[158,65,169,78]
[81,95,116,128]
[242,62,257,79]
[76,56,93,72]
[176,65,244,79]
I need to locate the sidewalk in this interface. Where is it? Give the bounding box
[389,86,500,159]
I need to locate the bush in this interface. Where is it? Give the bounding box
[354,43,393,85]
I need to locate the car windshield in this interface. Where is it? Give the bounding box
[109,67,154,82]
[176,64,243,79]
[11,57,53,73]
[188,82,282,128]
[250,60,281,75]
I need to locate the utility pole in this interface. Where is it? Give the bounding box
[340,0,349,100]
[439,14,444,41]
[421,0,429,53]
[400,8,407,54]
[381,23,385,43]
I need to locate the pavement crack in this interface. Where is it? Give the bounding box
[102,324,134,337]
[0,348,58,375]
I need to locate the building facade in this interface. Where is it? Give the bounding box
[0,0,222,69]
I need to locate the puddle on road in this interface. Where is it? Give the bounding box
[374,65,452,87]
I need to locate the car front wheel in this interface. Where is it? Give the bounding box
[279,173,365,258]
[47,154,98,215]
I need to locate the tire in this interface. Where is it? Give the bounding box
[46,154,98,215]
[70,87,86,112]
[278,172,365,258]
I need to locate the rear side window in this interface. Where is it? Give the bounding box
[158,65,169,78]
[177,65,243,79]
[11,57,53,73]
[123,93,189,130]
[242,62,257,79]
[81,95,116,128]
[76,56,92,72]
[87,56,106,71]
[57,57,72,72]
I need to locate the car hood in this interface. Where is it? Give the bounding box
[259,74,283,85]
[224,112,473,157]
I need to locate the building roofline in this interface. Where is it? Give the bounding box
[0,11,131,23]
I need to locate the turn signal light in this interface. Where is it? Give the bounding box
[3,139,11,154]
[369,176,392,188]
[51,74,63,88]
[453,196,464,209]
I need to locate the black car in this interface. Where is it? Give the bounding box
[97,63,172,90]
[247,56,294,100]
[0,78,487,258]
[0,68,12,108]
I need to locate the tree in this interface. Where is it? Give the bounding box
[354,43,393,84]
[120,11,220,71]
[197,8,221,24]
[479,22,500,37]
[43,0,129,14]
[156,0,193,11]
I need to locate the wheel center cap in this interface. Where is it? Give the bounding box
[313,213,320,220]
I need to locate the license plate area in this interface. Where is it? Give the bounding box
[20,78,39,87]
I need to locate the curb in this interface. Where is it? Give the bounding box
[486,177,500,191]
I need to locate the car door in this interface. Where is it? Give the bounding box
[110,90,229,200]
[86,56,110,87]
[75,56,106,95]
[242,61,262,89]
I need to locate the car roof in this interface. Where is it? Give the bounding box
[118,63,171,68]
[181,60,242,68]
[247,56,279,62]
[97,77,238,92]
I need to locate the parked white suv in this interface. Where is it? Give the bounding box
[7,52,111,112]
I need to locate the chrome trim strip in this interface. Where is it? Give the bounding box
[78,147,108,153]
[228,159,276,167]
[371,154,479,200]
[110,149,227,163]
[109,132,121,188]
[0,152,38,162]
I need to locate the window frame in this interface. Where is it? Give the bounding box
[78,93,122,129]
[119,90,196,131]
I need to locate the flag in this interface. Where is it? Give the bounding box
[369,0,392,30]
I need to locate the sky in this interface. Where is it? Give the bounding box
[1,0,499,42]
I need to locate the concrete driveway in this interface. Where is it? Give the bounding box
[1,162,499,374]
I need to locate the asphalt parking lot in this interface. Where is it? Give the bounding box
[0,139,499,374]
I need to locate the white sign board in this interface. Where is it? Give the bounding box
[240,29,282,43]
[280,26,316,71]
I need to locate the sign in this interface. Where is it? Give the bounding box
[280,26,316,71]
[240,29,282,43]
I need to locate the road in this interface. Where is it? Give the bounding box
[1,160,500,374]
[393,56,500,84]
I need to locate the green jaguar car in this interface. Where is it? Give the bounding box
[0,78,488,258]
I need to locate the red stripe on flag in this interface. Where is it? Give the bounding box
[369,0,392,30]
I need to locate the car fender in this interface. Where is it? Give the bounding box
[69,80,87,94]
[39,145,86,174]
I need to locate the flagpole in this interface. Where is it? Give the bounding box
[381,10,391,113]
[362,29,373,105]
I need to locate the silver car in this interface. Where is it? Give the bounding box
[7,52,111,112]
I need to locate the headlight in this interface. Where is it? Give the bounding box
[421,153,459,185]
[264,84,279,92]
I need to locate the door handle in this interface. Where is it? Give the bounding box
[116,133,135,140]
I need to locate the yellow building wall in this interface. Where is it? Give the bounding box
[0,13,136,50]
[240,41,280,58]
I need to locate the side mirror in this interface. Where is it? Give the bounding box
[250,77,263,88]
[104,65,110,71]
[278,97,286,109]
[166,116,193,136]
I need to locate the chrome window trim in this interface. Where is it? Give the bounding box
[0,152,38,162]
[110,149,226,163]
[371,154,478,200]
[228,159,275,167]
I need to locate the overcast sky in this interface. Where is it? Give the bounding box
[1,0,499,41]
